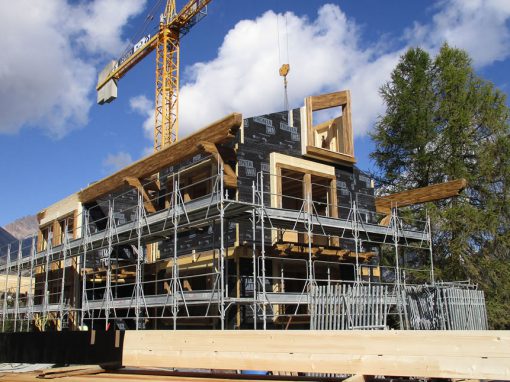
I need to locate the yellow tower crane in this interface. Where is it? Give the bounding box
[96,0,211,152]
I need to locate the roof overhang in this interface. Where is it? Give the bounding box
[78,113,242,203]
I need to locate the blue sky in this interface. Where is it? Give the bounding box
[1,0,509,226]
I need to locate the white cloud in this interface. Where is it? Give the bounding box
[70,0,147,56]
[179,1,510,140]
[129,94,154,140]
[407,0,510,67]
[2,0,509,142]
[102,151,133,172]
[178,4,399,139]
[0,0,145,137]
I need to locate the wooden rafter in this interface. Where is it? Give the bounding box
[375,178,467,214]
[197,140,237,189]
[123,177,156,213]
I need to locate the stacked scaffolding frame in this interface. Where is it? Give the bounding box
[0,160,487,331]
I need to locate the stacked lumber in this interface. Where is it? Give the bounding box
[122,330,510,380]
[0,330,508,380]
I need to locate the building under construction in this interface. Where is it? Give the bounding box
[0,90,488,333]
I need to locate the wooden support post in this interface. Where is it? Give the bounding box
[124,177,157,213]
[235,251,241,329]
[271,259,282,320]
[302,173,312,245]
[52,220,60,247]
[37,229,43,253]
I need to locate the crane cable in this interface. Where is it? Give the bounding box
[276,11,290,112]
[119,0,164,58]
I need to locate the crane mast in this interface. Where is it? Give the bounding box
[155,1,179,151]
[96,0,211,152]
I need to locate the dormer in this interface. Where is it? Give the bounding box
[300,90,356,165]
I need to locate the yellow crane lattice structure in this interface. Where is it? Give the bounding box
[96,0,211,152]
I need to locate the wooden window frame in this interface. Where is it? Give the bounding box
[269,153,339,246]
[302,90,356,165]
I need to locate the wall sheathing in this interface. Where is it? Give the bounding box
[237,108,376,244]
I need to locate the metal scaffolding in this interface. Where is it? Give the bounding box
[0,160,488,331]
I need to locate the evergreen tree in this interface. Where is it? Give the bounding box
[371,44,510,328]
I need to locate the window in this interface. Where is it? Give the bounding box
[38,226,50,252]
[270,153,339,247]
[303,90,356,165]
[58,215,75,243]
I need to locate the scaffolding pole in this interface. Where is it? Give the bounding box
[58,223,70,331]
[42,230,53,332]
[219,163,226,330]
[251,181,257,329]
[103,202,117,330]
[13,240,22,332]
[172,177,179,330]
[427,213,435,285]
[80,211,91,328]
[134,193,148,330]
[2,245,10,332]
[352,200,360,282]
[259,171,267,330]
[27,237,35,332]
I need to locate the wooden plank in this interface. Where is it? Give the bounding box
[309,90,349,111]
[79,113,242,203]
[343,375,366,382]
[341,92,354,156]
[1,372,332,382]
[305,96,313,153]
[305,146,356,165]
[39,365,104,379]
[329,178,340,246]
[277,162,336,180]
[38,193,81,227]
[73,209,79,240]
[375,179,467,214]
[121,330,510,380]
[37,229,43,253]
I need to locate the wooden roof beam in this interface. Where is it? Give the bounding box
[375,178,467,214]
[79,113,242,203]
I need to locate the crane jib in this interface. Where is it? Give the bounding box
[114,34,151,72]
[96,0,213,151]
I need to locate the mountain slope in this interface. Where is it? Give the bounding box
[0,227,16,249]
[3,215,38,240]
